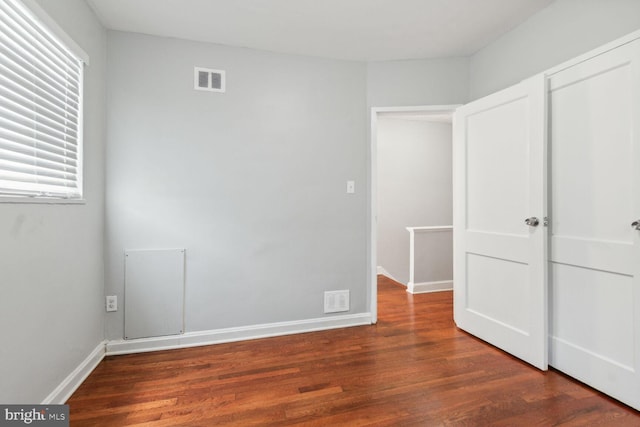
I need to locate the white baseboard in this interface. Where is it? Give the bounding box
[407,280,453,294]
[376,266,404,286]
[376,265,389,276]
[41,314,372,402]
[107,313,373,356]
[42,340,106,404]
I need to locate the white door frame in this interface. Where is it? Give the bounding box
[369,104,461,323]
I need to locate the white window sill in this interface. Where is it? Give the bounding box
[0,197,86,205]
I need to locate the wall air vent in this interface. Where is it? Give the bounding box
[194,67,225,92]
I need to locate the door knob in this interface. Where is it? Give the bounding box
[525,217,540,227]
[632,220,640,230]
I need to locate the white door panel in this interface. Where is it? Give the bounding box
[465,231,528,261]
[548,39,640,410]
[466,97,529,235]
[551,236,634,276]
[454,74,548,370]
[550,51,634,244]
[550,264,634,368]
[466,254,530,334]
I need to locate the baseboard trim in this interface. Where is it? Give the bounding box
[376,266,404,286]
[106,313,373,356]
[42,340,107,404]
[40,314,373,402]
[407,280,453,294]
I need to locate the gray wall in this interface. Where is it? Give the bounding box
[469,0,640,99]
[0,0,106,403]
[367,57,469,107]
[376,118,452,284]
[105,32,367,339]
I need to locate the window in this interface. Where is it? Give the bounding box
[0,0,86,199]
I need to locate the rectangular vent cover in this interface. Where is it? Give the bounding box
[194,67,225,92]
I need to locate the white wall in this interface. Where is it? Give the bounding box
[470,0,640,99]
[376,118,452,285]
[0,0,106,403]
[367,57,469,108]
[105,31,368,339]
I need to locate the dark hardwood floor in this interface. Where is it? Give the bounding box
[68,276,639,426]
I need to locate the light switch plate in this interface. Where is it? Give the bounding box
[346,180,355,194]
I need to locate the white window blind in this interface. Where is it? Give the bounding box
[0,0,84,199]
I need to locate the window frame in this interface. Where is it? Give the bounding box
[0,0,89,204]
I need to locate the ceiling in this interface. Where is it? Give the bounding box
[87,0,555,62]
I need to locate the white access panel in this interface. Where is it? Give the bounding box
[124,249,185,340]
[548,39,640,410]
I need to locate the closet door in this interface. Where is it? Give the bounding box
[453,75,548,370]
[548,40,640,410]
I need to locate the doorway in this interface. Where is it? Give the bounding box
[369,105,459,322]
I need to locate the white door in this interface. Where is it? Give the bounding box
[548,40,640,410]
[453,75,548,370]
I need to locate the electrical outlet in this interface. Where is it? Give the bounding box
[106,295,117,312]
[324,290,350,313]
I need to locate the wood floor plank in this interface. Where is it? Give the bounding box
[67,275,639,425]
